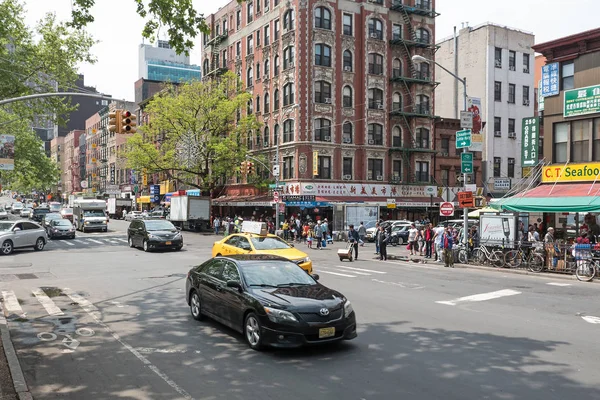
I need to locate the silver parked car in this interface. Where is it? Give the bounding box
[0,220,47,255]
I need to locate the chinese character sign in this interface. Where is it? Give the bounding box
[521,117,539,167]
[564,84,600,118]
[0,135,15,171]
[541,62,559,97]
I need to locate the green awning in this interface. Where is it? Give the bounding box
[491,183,600,213]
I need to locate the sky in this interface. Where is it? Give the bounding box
[21,0,600,102]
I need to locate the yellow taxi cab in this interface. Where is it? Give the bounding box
[212,224,313,273]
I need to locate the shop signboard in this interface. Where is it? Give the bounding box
[541,162,600,183]
[538,80,544,111]
[467,97,483,152]
[493,178,511,191]
[541,62,559,97]
[288,182,438,198]
[312,151,318,176]
[480,213,518,248]
[0,135,15,170]
[521,117,539,167]
[564,84,600,118]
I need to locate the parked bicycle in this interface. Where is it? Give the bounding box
[472,242,505,267]
[503,242,545,272]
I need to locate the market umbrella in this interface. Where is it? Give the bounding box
[468,207,497,218]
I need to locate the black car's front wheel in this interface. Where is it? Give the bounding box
[128,236,135,248]
[143,240,150,252]
[189,291,204,321]
[244,313,263,351]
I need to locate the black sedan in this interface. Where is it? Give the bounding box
[127,219,183,251]
[42,213,63,231]
[31,207,50,223]
[47,219,76,239]
[185,254,357,350]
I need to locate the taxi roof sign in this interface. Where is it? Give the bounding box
[241,221,268,235]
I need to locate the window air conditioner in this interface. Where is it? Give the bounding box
[344,66,352,72]
[236,55,241,61]
[377,104,384,110]
[325,98,332,104]
[509,66,515,71]
[508,132,516,139]
[494,131,502,137]
[495,60,501,68]
[523,100,530,106]
[368,139,375,145]
[324,135,331,141]
[264,141,269,147]
[441,152,449,156]
[343,174,352,180]
[376,175,383,181]
[343,138,352,143]
[370,33,379,39]
[523,68,530,73]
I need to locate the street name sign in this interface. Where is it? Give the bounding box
[461,152,474,174]
[455,129,472,149]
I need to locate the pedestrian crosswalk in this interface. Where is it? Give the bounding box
[316,265,388,279]
[46,236,128,250]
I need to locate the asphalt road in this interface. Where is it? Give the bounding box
[1,209,600,399]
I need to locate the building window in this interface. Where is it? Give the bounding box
[392,160,402,181]
[264,25,270,45]
[273,89,280,110]
[416,161,429,182]
[416,127,429,149]
[392,126,401,147]
[283,156,294,179]
[572,120,590,162]
[256,62,261,81]
[368,123,383,145]
[508,50,516,70]
[523,85,530,106]
[264,59,270,77]
[314,118,331,141]
[508,118,515,135]
[493,157,501,178]
[283,46,294,69]
[256,0,260,13]
[441,137,449,155]
[247,36,253,54]
[494,117,502,135]
[367,158,383,181]
[274,19,280,39]
[236,41,241,57]
[594,119,600,161]
[343,50,352,71]
[246,67,253,87]
[392,58,402,77]
[562,61,574,90]
[274,124,279,144]
[283,119,294,142]
[343,157,353,178]
[247,99,253,115]
[441,169,449,186]
[523,53,530,73]
[283,9,295,30]
[203,59,209,74]
[368,18,383,39]
[274,55,279,75]
[494,81,502,101]
[416,94,429,114]
[343,122,353,143]
[236,10,241,29]
[316,156,331,179]
[264,92,270,112]
[392,92,402,112]
[392,24,402,40]
[343,14,353,36]
[508,83,515,103]
[368,53,383,75]
[416,28,430,44]
[283,83,294,106]
[417,62,430,80]
[315,44,331,67]
[343,86,353,108]
[314,7,331,29]
[314,80,331,104]
[256,30,260,47]
[256,95,261,113]
[368,88,383,109]
[508,158,515,178]
[247,2,254,23]
[264,0,268,11]
[495,47,502,67]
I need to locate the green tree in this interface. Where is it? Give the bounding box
[70,0,245,56]
[0,110,59,192]
[125,72,261,191]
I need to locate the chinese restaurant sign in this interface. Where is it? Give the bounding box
[284,183,435,198]
[541,62,559,97]
[542,162,600,183]
[564,84,600,118]
[521,117,539,167]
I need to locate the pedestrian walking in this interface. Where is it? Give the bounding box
[417,228,425,256]
[374,222,381,255]
[408,223,418,255]
[378,226,389,261]
[441,226,454,268]
[433,224,445,262]
[358,222,367,246]
[347,224,360,260]
[424,223,433,258]
[213,217,220,235]
[314,221,323,249]
[282,220,289,240]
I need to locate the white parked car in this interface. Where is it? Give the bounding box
[125,211,143,221]
[20,205,33,218]
[0,210,8,220]
[11,202,23,214]
[0,220,47,255]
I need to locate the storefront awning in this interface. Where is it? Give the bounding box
[493,183,600,213]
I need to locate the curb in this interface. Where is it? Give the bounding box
[0,310,32,400]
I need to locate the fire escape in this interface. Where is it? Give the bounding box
[388,0,440,184]
[204,30,229,78]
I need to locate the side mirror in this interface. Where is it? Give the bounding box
[311,273,320,281]
[13,227,21,232]
[176,226,182,231]
[226,280,242,292]
[289,243,295,247]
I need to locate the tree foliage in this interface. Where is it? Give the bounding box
[125,72,261,191]
[70,0,245,56]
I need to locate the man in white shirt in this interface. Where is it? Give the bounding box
[433,224,445,262]
[408,224,418,256]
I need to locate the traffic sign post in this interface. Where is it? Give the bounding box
[460,111,473,129]
[273,191,280,203]
[461,152,474,174]
[439,202,455,217]
[455,129,472,149]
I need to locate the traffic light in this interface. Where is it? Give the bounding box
[240,161,247,173]
[108,110,122,133]
[121,111,137,134]
[246,161,254,175]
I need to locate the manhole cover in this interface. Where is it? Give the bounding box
[16,273,38,280]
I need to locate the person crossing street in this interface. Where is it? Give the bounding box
[347,224,360,260]
[441,226,454,268]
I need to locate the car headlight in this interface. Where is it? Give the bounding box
[300,256,310,264]
[84,221,89,225]
[174,233,182,239]
[344,300,354,318]
[264,307,298,324]
[148,234,159,240]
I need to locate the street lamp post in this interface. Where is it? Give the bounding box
[412,54,469,246]
[246,144,280,232]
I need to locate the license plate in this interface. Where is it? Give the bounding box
[318,327,335,339]
[165,241,172,245]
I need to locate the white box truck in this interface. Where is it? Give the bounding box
[169,195,211,231]
[73,199,109,232]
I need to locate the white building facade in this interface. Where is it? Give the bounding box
[435,23,535,196]
[138,40,201,82]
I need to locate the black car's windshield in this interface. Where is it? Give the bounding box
[52,220,72,227]
[83,210,105,217]
[250,236,291,250]
[34,208,50,214]
[0,222,13,231]
[145,220,176,231]
[242,261,316,287]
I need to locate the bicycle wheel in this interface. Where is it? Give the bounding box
[490,250,505,268]
[575,261,596,282]
[458,249,469,264]
[504,250,522,268]
[527,253,545,273]
[473,248,486,265]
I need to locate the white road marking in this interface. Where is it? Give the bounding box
[117,238,128,243]
[62,288,193,399]
[318,270,357,278]
[331,268,370,276]
[109,240,120,244]
[63,241,75,246]
[87,239,103,244]
[582,315,600,324]
[335,265,387,274]
[102,238,113,242]
[547,282,571,287]
[74,239,86,244]
[136,347,188,354]
[32,288,64,316]
[372,278,425,289]
[1,291,24,317]
[436,289,522,306]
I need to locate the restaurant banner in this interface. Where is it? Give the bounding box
[564,84,600,118]
[286,182,437,198]
[542,162,600,183]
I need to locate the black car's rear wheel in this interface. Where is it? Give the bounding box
[244,313,263,351]
[189,291,204,321]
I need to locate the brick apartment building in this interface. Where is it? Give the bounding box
[62,130,85,195]
[203,0,441,227]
